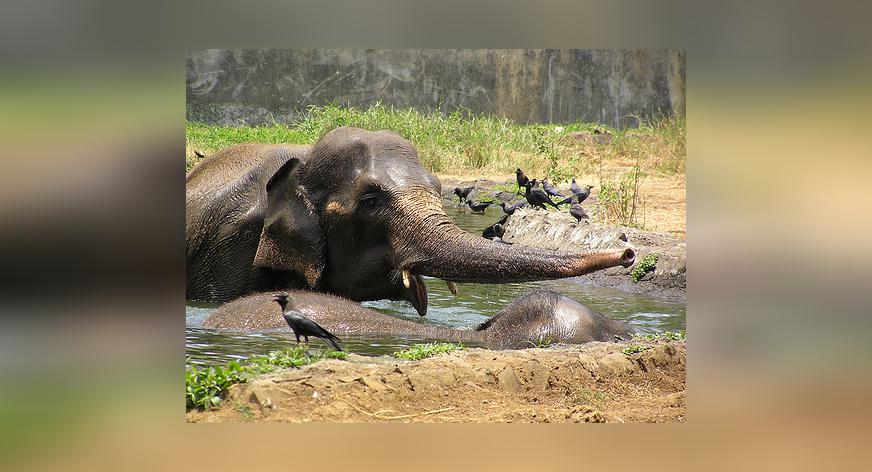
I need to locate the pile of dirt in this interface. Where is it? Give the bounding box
[503,208,686,301]
[186,340,685,423]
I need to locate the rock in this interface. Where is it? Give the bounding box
[497,366,523,393]
[567,405,606,423]
[568,131,593,142]
[597,353,637,376]
[407,368,456,392]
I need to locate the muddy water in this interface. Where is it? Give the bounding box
[186,204,686,367]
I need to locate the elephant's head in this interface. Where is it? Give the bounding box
[253,127,635,316]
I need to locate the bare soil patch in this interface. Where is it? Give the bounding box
[187,340,685,423]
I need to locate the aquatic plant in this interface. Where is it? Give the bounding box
[186,346,346,410]
[631,253,659,282]
[393,342,464,360]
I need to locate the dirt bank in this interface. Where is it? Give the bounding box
[186,340,685,423]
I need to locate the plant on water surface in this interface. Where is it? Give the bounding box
[186,346,346,410]
[632,330,686,342]
[631,253,659,282]
[393,342,464,361]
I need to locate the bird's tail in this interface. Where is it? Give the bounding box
[557,196,572,205]
[326,335,343,352]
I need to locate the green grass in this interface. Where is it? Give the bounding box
[186,103,685,177]
[393,342,464,360]
[621,345,652,356]
[631,253,659,282]
[185,346,346,410]
[632,330,686,341]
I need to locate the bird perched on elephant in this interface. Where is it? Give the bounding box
[203,289,634,349]
[274,292,342,350]
[186,127,635,316]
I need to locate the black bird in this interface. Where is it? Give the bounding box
[557,184,593,205]
[453,186,474,203]
[499,200,528,215]
[541,179,565,198]
[273,292,343,351]
[194,150,205,158]
[568,196,589,223]
[482,215,509,239]
[570,178,582,195]
[524,181,559,210]
[515,168,529,194]
[482,222,505,240]
[466,200,493,213]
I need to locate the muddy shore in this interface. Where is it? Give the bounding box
[441,178,687,301]
[187,339,685,423]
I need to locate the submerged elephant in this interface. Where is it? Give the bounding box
[202,289,634,349]
[186,127,636,315]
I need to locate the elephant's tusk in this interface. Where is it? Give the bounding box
[402,269,412,289]
[445,280,458,295]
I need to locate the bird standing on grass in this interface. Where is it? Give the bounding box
[515,168,529,194]
[273,292,343,351]
[453,186,474,203]
[524,181,559,210]
[466,200,493,213]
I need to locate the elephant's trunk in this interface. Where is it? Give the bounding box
[391,190,636,284]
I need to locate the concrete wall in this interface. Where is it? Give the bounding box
[186,49,685,128]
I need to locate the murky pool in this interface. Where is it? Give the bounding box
[186,204,685,367]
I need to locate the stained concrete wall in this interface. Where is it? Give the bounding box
[186,49,685,128]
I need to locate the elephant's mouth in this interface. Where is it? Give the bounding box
[401,271,429,317]
[395,268,461,317]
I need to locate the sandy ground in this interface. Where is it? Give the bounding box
[187,340,685,423]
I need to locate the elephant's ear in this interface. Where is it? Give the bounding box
[253,157,325,288]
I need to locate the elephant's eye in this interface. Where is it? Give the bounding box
[358,193,381,211]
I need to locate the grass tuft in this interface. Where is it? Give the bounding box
[393,342,464,361]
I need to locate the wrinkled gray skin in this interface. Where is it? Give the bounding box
[186,127,636,316]
[202,289,634,349]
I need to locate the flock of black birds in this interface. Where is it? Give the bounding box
[455,167,594,242]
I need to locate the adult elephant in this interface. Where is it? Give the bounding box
[186,127,635,315]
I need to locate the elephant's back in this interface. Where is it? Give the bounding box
[186,143,310,195]
[202,292,286,330]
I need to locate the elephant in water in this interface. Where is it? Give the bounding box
[202,289,634,349]
[186,127,636,316]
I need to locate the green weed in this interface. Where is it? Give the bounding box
[621,345,652,356]
[631,253,659,282]
[185,346,346,411]
[393,342,464,361]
